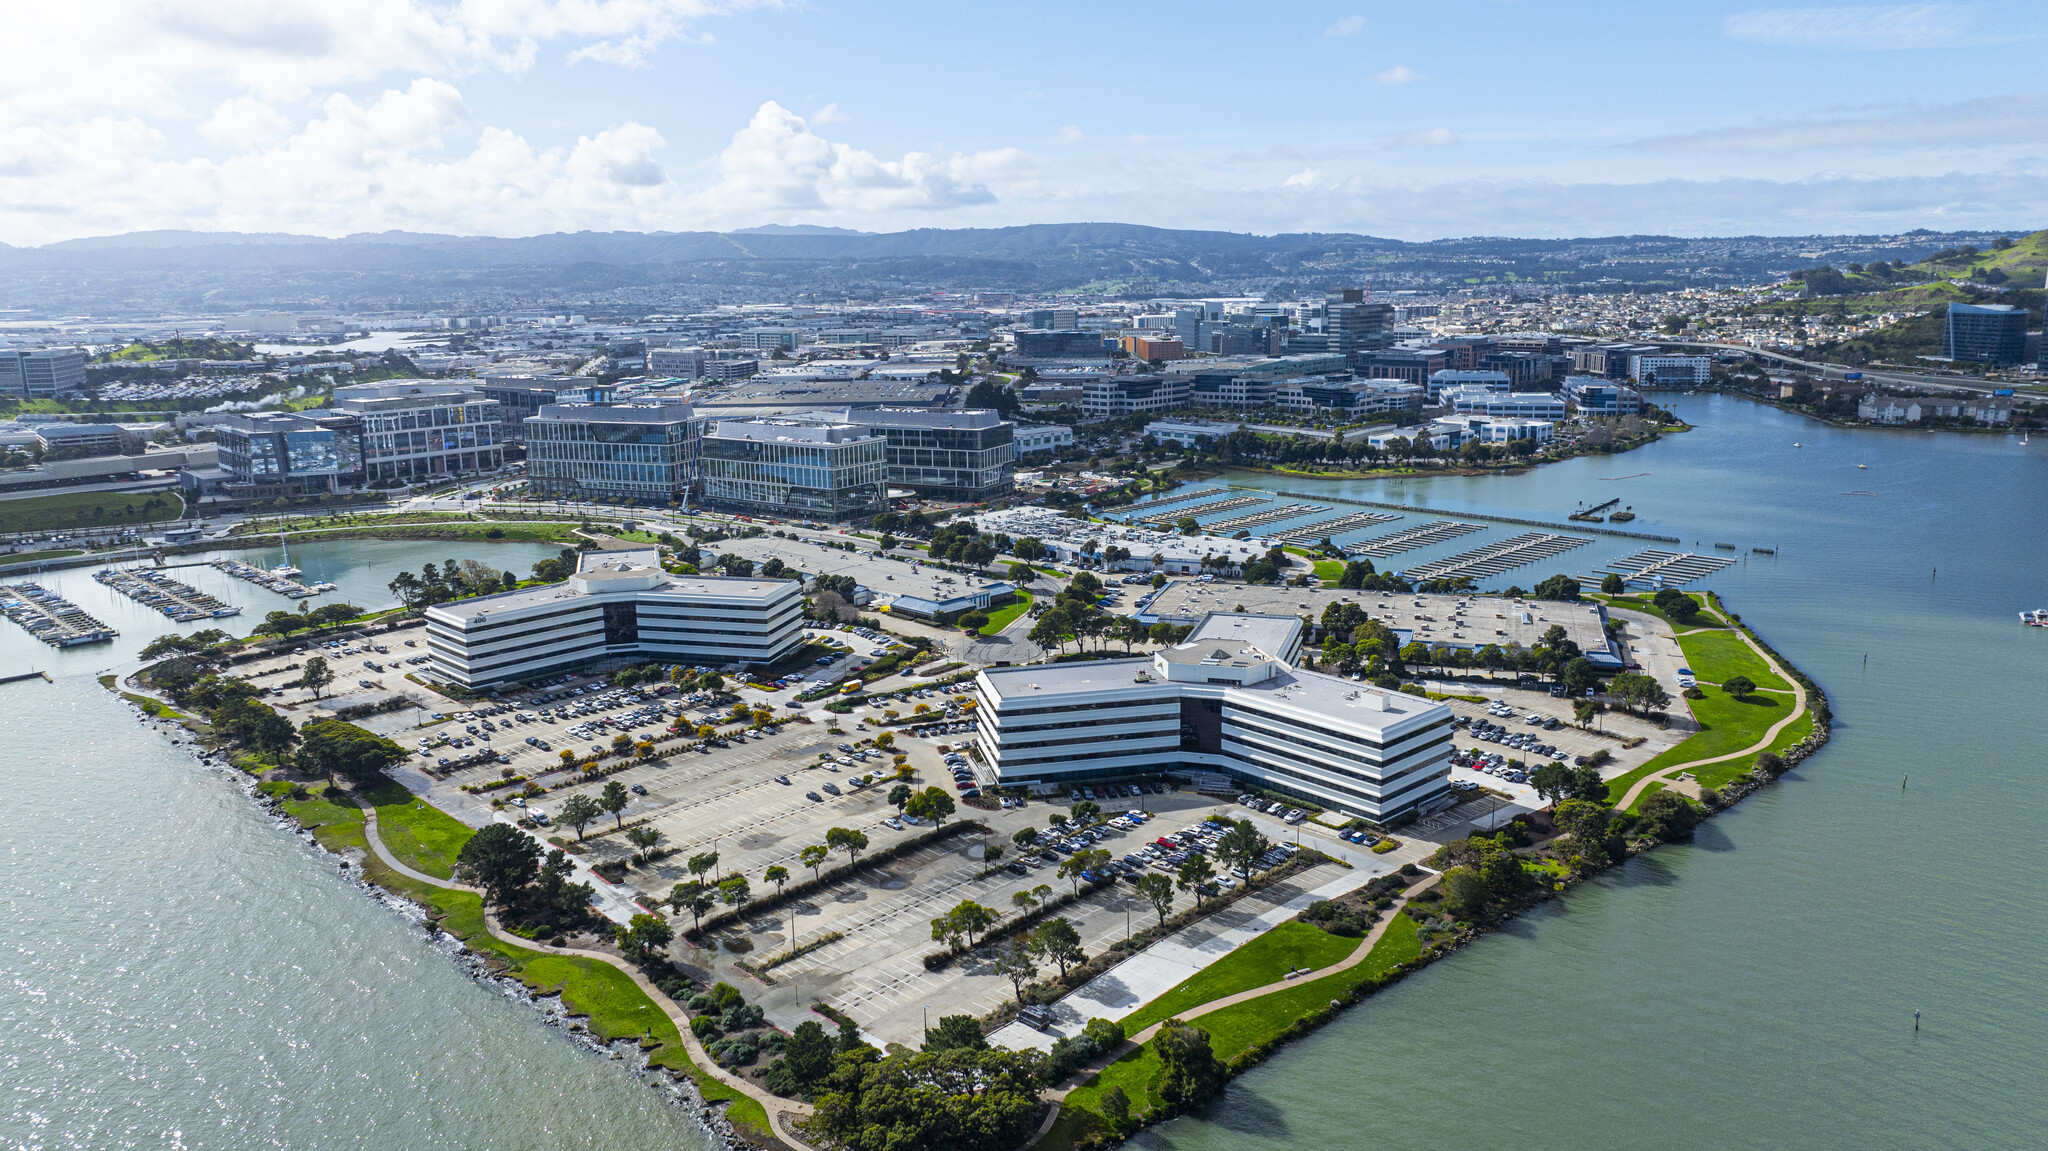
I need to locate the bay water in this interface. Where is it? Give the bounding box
[2,402,2044,1150]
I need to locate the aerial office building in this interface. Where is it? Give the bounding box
[1323,288,1394,359]
[478,378,562,445]
[524,400,705,504]
[331,381,503,482]
[425,548,805,687]
[211,410,367,495]
[698,418,887,519]
[972,613,1454,823]
[1944,303,2028,366]
[845,408,1016,502]
[0,348,88,398]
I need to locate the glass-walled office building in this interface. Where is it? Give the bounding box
[213,411,365,494]
[698,419,886,520]
[850,408,1015,502]
[332,382,503,482]
[524,401,705,504]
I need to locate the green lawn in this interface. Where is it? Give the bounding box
[273,781,772,1140]
[362,780,476,879]
[0,547,84,565]
[1120,921,1364,1036]
[1673,628,1790,691]
[1313,559,1344,586]
[978,590,1033,636]
[1601,592,1728,632]
[1054,916,1421,1143]
[0,490,184,535]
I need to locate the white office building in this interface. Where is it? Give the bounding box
[973,614,1454,823]
[332,381,503,482]
[1450,390,1568,420]
[0,348,88,397]
[1013,423,1075,455]
[425,548,805,687]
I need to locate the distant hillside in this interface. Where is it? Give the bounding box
[100,337,256,362]
[1789,228,2048,301]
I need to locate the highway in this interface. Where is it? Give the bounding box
[1657,339,2039,398]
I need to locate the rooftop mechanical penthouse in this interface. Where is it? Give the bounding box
[425,548,805,688]
[973,613,1456,824]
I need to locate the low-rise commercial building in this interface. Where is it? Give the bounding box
[425,548,806,687]
[1451,390,1568,420]
[699,418,887,519]
[333,381,503,482]
[479,378,562,444]
[1013,329,1110,361]
[1561,377,1643,415]
[849,407,1015,502]
[973,618,1454,823]
[1427,369,1510,403]
[1630,355,1710,386]
[212,410,365,494]
[1083,374,1187,418]
[1013,423,1074,456]
[883,579,1021,624]
[524,400,704,504]
[1120,335,1185,361]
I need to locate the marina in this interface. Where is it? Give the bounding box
[93,567,241,622]
[1270,508,1403,543]
[1401,531,1592,582]
[210,558,332,599]
[1345,519,1483,558]
[0,582,117,646]
[1133,494,1265,525]
[1597,549,1739,588]
[1201,501,1325,533]
[1120,486,1228,514]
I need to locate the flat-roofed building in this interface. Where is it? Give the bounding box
[0,348,88,397]
[973,616,1454,823]
[213,410,365,494]
[699,418,887,519]
[479,378,561,444]
[424,548,805,687]
[1561,376,1643,415]
[1451,390,1567,420]
[845,407,1015,502]
[1013,423,1073,456]
[524,400,704,504]
[332,381,502,482]
[1945,303,2028,366]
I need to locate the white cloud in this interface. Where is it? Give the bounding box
[1376,65,1416,85]
[198,97,293,147]
[1324,15,1366,37]
[694,101,1016,218]
[1723,5,1980,50]
[1635,93,2048,153]
[1282,168,1326,189]
[1395,127,1460,148]
[810,103,848,124]
[1057,125,1084,144]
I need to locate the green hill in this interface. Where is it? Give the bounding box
[101,337,256,363]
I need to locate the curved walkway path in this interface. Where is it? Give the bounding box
[360,808,819,1151]
[1027,870,1441,1146]
[1611,608,1810,812]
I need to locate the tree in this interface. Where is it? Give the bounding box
[1132,872,1175,927]
[558,792,604,841]
[1154,1019,1226,1110]
[1573,698,1602,728]
[717,874,751,908]
[763,864,789,896]
[1636,789,1702,843]
[825,826,870,868]
[922,1013,990,1053]
[688,850,720,883]
[782,1020,835,1088]
[1069,799,1101,824]
[800,843,830,882]
[1012,826,1040,851]
[932,899,997,950]
[598,779,630,828]
[668,880,714,930]
[1057,848,1111,896]
[1600,572,1625,594]
[1030,916,1084,977]
[1554,798,1614,869]
[1569,765,1609,804]
[905,786,955,827]
[1530,760,1574,804]
[1176,855,1217,906]
[296,655,334,698]
[1442,866,1489,919]
[1214,819,1273,883]
[626,825,662,853]
[617,912,673,959]
[1532,574,1581,601]
[887,783,913,813]
[296,719,406,784]
[1722,675,1756,699]
[1560,657,1598,696]
[993,938,1039,1004]
[455,823,541,905]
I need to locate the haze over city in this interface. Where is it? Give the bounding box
[3,1,2045,243]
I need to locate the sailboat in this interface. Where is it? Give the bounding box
[271,529,302,578]
[1793,442,1802,448]
[1857,463,1868,469]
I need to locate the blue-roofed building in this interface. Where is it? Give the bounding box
[882,580,1020,624]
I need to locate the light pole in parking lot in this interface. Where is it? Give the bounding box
[922,1004,930,1040]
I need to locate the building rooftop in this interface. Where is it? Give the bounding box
[1186,612,1302,658]
[707,418,879,444]
[424,550,792,624]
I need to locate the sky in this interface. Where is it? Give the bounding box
[1,1,2044,245]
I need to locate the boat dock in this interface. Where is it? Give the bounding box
[1346,520,1482,558]
[210,559,326,599]
[1597,549,1736,588]
[1402,531,1592,582]
[1271,509,1402,543]
[1204,501,1325,533]
[0,583,117,646]
[94,567,241,622]
[1135,494,1265,525]
[1122,487,1228,514]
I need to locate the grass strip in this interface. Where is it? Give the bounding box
[978,590,1033,635]
[1119,921,1364,1036]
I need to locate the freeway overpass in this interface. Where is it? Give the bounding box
[1655,340,2040,399]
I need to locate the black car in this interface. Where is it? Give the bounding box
[629,784,648,796]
